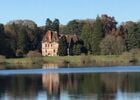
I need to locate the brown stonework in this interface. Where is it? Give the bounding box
[42,31,59,56]
[42,30,79,56]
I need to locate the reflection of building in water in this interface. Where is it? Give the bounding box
[42,63,60,99]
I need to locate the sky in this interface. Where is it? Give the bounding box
[0,0,140,26]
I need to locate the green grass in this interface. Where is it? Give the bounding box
[43,56,81,64]
[1,48,140,68]
[3,53,140,68]
[6,58,32,64]
[42,55,135,66]
[4,55,127,65]
[4,57,43,68]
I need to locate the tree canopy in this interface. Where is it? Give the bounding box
[0,14,139,57]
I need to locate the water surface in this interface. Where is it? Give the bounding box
[0,65,140,100]
[0,66,140,75]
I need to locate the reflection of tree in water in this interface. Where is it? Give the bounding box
[1,67,140,100]
[42,63,60,100]
[100,73,140,93]
[101,73,123,93]
[60,73,102,99]
[0,76,7,99]
[121,73,140,92]
[100,73,124,100]
[0,75,42,100]
[100,73,140,100]
[60,73,140,100]
[8,75,41,100]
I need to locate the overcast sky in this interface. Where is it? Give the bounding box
[0,0,140,26]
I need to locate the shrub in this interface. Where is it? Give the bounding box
[121,51,132,60]
[121,48,140,63]
[27,51,42,57]
[0,55,6,63]
[129,48,140,63]
[100,35,126,55]
[80,55,94,65]
[16,49,24,58]
[27,51,42,64]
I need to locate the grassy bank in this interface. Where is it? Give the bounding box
[0,49,139,68]
[2,54,139,68]
[4,57,43,68]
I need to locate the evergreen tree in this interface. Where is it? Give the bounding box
[92,16,103,55]
[52,19,60,33]
[73,43,82,55]
[5,20,41,57]
[136,22,140,48]
[17,27,28,54]
[45,18,52,31]
[45,18,60,33]
[81,23,93,54]
[0,24,15,57]
[25,26,39,51]
[0,24,6,55]
[57,36,68,56]
[127,33,138,51]
[126,23,139,50]
[66,20,83,35]
[69,38,74,55]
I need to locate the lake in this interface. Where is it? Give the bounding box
[0,65,140,100]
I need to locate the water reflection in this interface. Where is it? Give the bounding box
[42,64,60,100]
[0,75,41,100]
[0,65,140,99]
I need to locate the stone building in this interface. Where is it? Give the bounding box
[42,31,59,56]
[42,30,79,56]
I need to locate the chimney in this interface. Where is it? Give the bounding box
[48,30,52,42]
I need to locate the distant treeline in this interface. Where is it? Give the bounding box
[0,14,140,57]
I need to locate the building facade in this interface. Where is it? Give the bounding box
[42,30,79,56]
[42,31,59,56]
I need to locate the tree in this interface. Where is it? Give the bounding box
[100,35,126,55]
[45,18,60,33]
[52,19,60,33]
[4,20,41,57]
[81,23,93,54]
[59,25,67,34]
[57,35,68,56]
[125,22,140,50]
[25,26,40,51]
[45,18,52,31]
[0,24,6,55]
[92,16,104,54]
[127,32,138,51]
[81,16,104,55]
[101,14,117,36]
[136,22,140,48]
[4,23,18,57]
[65,20,84,35]
[16,26,28,53]
[73,43,82,55]
[115,36,126,54]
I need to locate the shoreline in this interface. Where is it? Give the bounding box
[1,55,139,69]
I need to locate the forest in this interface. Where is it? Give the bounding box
[0,14,140,58]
